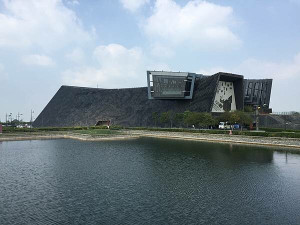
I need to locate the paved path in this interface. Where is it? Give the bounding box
[125,130,300,150]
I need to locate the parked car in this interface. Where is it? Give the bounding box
[219,122,231,130]
[233,124,240,130]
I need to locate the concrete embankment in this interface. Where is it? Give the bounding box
[1,130,300,151]
[124,130,300,151]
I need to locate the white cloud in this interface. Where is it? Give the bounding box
[0,0,91,51]
[67,0,79,5]
[233,53,300,80]
[22,54,55,66]
[197,67,229,75]
[62,43,171,88]
[65,48,85,63]
[197,52,300,80]
[143,0,240,52]
[62,44,147,88]
[150,42,174,58]
[120,0,150,12]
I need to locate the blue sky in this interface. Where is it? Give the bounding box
[1,0,300,122]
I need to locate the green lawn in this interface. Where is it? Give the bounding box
[74,129,121,136]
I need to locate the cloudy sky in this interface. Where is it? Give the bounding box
[1,0,300,121]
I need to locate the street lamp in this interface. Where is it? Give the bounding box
[254,105,261,131]
[30,110,34,128]
[17,112,23,126]
[9,113,12,125]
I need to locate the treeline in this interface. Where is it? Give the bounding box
[152,111,252,129]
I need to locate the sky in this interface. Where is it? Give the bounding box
[1,0,300,122]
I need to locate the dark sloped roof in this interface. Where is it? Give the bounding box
[33,75,221,127]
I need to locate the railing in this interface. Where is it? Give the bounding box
[271,112,299,115]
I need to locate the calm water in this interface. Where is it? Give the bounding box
[1,138,300,225]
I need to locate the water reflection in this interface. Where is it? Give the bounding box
[0,138,300,225]
[139,137,274,164]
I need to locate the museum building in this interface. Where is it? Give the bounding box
[33,71,272,127]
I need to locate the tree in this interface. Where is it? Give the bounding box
[11,119,19,127]
[183,111,216,128]
[160,112,170,127]
[183,111,197,127]
[228,112,240,125]
[244,105,254,112]
[198,113,216,128]
[168,110,175,128]
[234,111,252,130]
[218,111,252,130]
[152,112,159,127]
[218,111,231,123]
[174,113,184,127]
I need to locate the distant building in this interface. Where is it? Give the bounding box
[33,71,272,127]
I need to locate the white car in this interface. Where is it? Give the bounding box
[219,122,231,130]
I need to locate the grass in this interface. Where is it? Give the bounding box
[73,129,120,136]
[2,125,300,139]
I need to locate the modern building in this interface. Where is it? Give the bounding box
[33,71,272,127]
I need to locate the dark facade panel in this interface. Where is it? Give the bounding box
[33,75,220,127]
[152,75,187,98]
[243,79,272,108]
[147,71,197,99]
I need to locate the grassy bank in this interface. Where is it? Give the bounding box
[2,126,300,139]
[74,129,120,136]
[2,125,122,133]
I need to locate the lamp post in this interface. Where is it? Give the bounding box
[30,110,34,128]
[283,112,288,130]
[255,105,261,131]
[17,112,23,126]
[9,113,12,125]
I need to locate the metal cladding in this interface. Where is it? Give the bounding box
[33,71,272,127]
[147,71,198,99]
[244,79,272,108]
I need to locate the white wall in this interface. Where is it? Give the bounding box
[212,81,236,112]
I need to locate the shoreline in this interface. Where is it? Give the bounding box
[0,133,141,142]
[1,130,300,151]
[127,130,300,151]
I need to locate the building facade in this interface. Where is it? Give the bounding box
[33,71,272,127]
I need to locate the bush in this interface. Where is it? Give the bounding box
[109,125,123,130]
[261,127,300,133]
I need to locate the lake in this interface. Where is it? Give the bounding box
[1,138,300,225]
